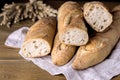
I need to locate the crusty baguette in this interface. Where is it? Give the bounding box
[51,33,77,66]
[58,1,89,46]
[83,1,113,32]
[21,17,56,58]
[72,8,120,69]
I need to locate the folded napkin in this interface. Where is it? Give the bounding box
[5,27,120,80]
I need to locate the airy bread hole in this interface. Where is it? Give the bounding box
[67,31,70,34]
[93,22,96,25]
[33,41,36,43]
[26,54,29,57]
[89,5,94,11]
[44,50,47,53]
[68,41,70,43]
[67,38,70,41]
[100,26,103,29]
[34,45,38,49]
[104,19,107,22]
[28,52,31,55]
[24,48,26,51]
[96,6,99,9]
[62,40,65,42]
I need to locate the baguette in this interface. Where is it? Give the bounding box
[83,1,113,32]
[72,8,120,69]
[58,1,89,46]
[51,33,77,66]
[21,17,56,58]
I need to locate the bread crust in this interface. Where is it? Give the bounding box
[83,1,113,32]
[51,33,77,66]
[72,9,120,69]
[58,1,88,46]
[22,17,56,58]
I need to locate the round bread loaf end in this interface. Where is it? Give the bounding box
[22,39,51,58]
[83,1,113,32]
[59,28,89,46]
[21,17,56,58]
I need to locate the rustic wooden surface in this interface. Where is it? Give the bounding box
[0,1,120,80]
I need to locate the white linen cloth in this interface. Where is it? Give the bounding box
[5,27,120,80]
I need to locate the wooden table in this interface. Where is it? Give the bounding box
[0,1,120,80]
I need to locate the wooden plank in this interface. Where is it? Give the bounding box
[0,60,66,80]
[0,60,119,80]
[0,46,21,60]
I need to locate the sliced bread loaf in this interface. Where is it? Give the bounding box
[21,17,56,58]
[83,1,113,32]
[72,9,120,69]
[58,1,89,46]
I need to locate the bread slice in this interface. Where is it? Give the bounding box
[83,1,113,32]
[22,39,51,57]
[21,17,56,58]
[58,1,89,46]
[59,16,89,46]
[51,33,77,66]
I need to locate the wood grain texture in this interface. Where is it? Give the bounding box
[0,60,66,80]
[0,1,120,80]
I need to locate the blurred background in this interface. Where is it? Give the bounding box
[1,0,119,12]
[0,0,28,12]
